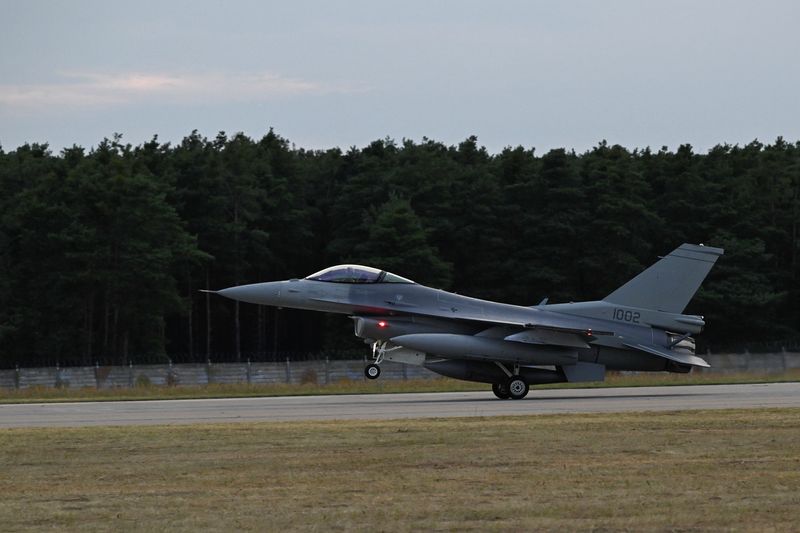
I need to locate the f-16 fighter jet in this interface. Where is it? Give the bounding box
[210,243,723,399]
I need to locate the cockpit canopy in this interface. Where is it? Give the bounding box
[306,264,414,284]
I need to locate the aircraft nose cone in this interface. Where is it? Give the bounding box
[217,282,283,306]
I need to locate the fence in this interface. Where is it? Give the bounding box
[0,359,437,390]
[0,352,797,390]
[702,351,800,374]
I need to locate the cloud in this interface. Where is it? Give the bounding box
[0,71,369,109]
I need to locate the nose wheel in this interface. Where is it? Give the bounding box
[365,340,393,380]
[365,363,381,380]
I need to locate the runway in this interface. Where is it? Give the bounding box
[1,382,798,428]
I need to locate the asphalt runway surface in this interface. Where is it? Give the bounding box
[1,382,798,428]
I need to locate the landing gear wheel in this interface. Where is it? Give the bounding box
[506,376,529,400]
[365,364,381,380]
[492,382,511,400]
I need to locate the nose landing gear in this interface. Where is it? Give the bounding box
[365,363,381,379]
[364,340,392,380]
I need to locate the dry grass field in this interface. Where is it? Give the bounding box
[1,369,799,404]
[1,408,799,531]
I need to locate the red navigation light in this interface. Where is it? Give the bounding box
[586,329,593,336]
[377,320,389,328]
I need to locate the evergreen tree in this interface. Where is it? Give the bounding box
[2,131,800,366]
[353,195,451,288]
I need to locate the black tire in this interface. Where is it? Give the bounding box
[365,364,381,380]
[492,382,511,399]
[506,375,529,400]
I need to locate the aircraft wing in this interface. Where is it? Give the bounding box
[455,314,613,337]
[504,327,595,349]
[441,314,615,350]
[623,342,710,368]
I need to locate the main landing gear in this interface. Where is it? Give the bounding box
[492,362,530,400]
[492,382,510,399]
[506,375,529,400]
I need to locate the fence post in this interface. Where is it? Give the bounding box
[246,358,252,385]
[285,357,291,384]
[325,357,330,385]
[128,361,134,387]
[14,365,20,389]
[94,361,100,389]
[206,358,212,385]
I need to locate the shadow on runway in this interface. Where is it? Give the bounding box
[362,391,706,405]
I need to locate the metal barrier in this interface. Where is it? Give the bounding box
[0,359,438,389]
[0,353,797,390]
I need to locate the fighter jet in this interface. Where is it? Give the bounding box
[210,243,723,399]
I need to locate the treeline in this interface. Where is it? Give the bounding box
[1,130,799,367]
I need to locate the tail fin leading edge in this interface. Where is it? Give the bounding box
[603,243,724,313]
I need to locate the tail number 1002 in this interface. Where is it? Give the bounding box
[613,309,640,324]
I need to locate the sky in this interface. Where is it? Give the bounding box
[2,0,799,154]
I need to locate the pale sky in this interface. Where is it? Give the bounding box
[2,0,799,154]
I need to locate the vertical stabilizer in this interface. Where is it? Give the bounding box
[603,243,724,313]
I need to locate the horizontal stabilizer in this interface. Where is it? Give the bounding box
[604,243,724,313]
[623,342,710,368]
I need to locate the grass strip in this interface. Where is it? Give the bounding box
[0,408,798,531]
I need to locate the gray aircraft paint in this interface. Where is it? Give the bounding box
[212,243,723,399]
